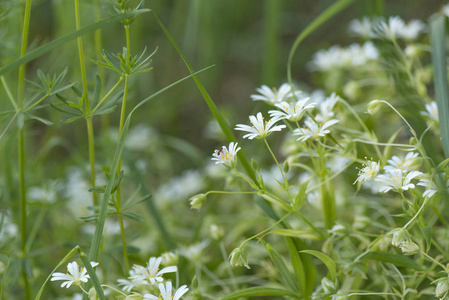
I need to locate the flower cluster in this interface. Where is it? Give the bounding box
[51,261,99,289]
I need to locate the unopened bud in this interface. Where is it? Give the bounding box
[367,100,383,115]
[229,247,250,269]
[189,194,206,210]
[161,251,179,266]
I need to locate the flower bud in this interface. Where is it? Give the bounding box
[251,158,259,171]
[210,224,224,241]
[367,100,383,115]
[399,241,419,255]
[390,228,409,247]
[435,277,449,298]
[189,193,206,210]
[161,251,179,266]
[229,247,250,269]
[282,161,289,174]
[88,287,97,300]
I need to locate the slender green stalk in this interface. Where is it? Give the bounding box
[125,25,131,61]
[115,74,130,273]
[17,0,33,298]
[263,138,288,187]
[92,77,123,112]
[74,0,97,206]
[24,93,49,112]
[219,242,238,290]
[1,77,18,111]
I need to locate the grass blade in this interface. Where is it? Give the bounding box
[287,0,355,85]
[430,15,449,158]
[0,9,150,76]
[219,286,302,300]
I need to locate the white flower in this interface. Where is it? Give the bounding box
[420,101,439,123]
[443,4,449,17]
[51,261,99,288]
[235,112,286,139]
[375,169,423,193]
[434,276,449,299]
[398,241,419,255]
[400,19,425,40]
[211,142,241,167]
[418,173,449,198]
[353,159,379,184]
[268,98,315,122]
[348,17,375,38]
[144,282,189,300]
[316,93,340,123]
[293,119,339,142]
[384,152,419,172]
[374,16,405,40]
[250,83,297,103]
[129,257,177,285]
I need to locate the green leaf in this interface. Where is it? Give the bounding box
[269,229,319,240]
[430,15,449,158]
[421,226,432,253]
[262,241,299,292]
[285,238,306,295]
[219,287,302,300]
[122,211,144,222]
[78,250,104,300]
[26,114,54,126]
[362,251,423,270]
[294,175,313,209]
[35,246,79,300]
[0,9,151,76]
[300,250,337,281]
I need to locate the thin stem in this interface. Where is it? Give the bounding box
[24,93,49,112]
[0,111,19,141]
[92,77,123,113]
[205,190,258,197]
[74,0,97,207]
[403,196,430,229]
[233,167,259,190]
[116,74,130,273]
[125,25,131,61]
[263,138,288,187]
[18,0,32,298]
[421,250,448,272]
[291,210,325,239]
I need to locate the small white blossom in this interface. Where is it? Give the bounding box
[353,159,379,184]
[144,282,189,300]
[250,83,297,104]
[418,173,449,198]
[129,257,177,285]
[316,93,340,123]
[398,241,419,255]
[434,276,449,299]
[420,101,439,123]
[384,152,419,172]
[268,98,315,122]
[211,142,241,167]
[293,119,339,142]
[374,16,405,40]
[180,240,209,262]
[235,112,286,139]
[375,169,423,193]
[50,261,99,288]
[348,17,375,38]
[400,19,426,40]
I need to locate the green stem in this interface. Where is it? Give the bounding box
[125,25,131,61]
[116,74,130,273]
[24,93,49,112]
[291,210,325,239]
[18,0,32,298]
[263,138,288,188]
[92,77,123,113]
[403,196,430,229]
[219,241,238,290]
[74,0,97,207]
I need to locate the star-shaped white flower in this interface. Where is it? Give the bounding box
[375,16,405,40]
[420,101,439,123]
[50,261,99,288]
[375,169,423,193]
[144,282,189,300]
[384,152,418,172]
[235,112,286,140]
[129,257,177,285]
[211,142,241,167]
[268,98,315,122]
[250,83,296,104]
[353,159,379,184]
[293,119,339,142]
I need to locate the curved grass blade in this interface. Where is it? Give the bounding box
[430,15,449,158]
[78,249,104,299]
[87,66,213,263]
[35,246,79,300]
[150,10,258,188]
[287,0,355,85]
[362,251,423,270]
[0,9,150,76]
